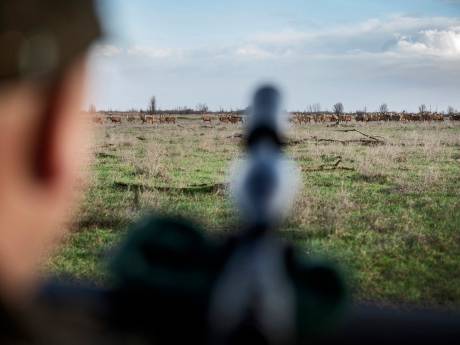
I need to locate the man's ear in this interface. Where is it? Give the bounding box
[33,59,88,189]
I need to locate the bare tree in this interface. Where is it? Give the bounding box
[307,103,321,113]
[333,102,344,116]
[196,103,209,113]
[447,106,456,115]
[379,103,389,115]
[312,103,321,113]
[419,104,427,114]
[149,96,156,115]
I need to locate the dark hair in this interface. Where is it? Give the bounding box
[0,0,101,82]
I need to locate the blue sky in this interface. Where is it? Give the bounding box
[87,0,460,112]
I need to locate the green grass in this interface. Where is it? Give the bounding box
[48,228,119,282]
[48,119,460,309]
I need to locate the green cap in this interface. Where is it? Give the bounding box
[0,0,101,81]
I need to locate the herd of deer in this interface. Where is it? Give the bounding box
[92,114,177,125]
[141,114,176,124]
[292,113,352,124]
[103,114,244,125]
[92,112,460,126]
[92,114,243,125]
[203,114,243,124]
[291,112,456,124]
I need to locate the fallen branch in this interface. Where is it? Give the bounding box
[353,139,385,146]
[227,133,244,139]
[288,137,346,145]
[113,181,228,194]
[316,138,348,144]
[288,137,384,146]
[335,129,386,142]
[302,159,355,172]
[287,138,309,146]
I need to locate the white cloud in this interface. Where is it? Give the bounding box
[249,16,459,44]
[243,16,460,60]
[92,16,460,62]
[126,46,181,59]
[393,28,460,57]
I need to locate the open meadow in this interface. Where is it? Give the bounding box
[47,116,460,309]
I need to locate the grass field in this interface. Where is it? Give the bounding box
[47,116,460,309]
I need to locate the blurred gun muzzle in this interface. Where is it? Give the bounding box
[232,85,299,232]
[246,85,284,149]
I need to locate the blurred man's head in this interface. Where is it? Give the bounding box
[0,0,100,302]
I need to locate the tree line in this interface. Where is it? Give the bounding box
[88,96,460,116]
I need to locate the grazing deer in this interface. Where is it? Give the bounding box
[141,115,155,124]
[219,115,230,123]
[293,114,311,125]
[292,114,302,125]
[228,115,243,124]
[339,115,352,122]
[390,114,401,121]
[292,113,301,125]
[160,115,176,124]
[202,115,212,123]
[433,114,444,122]
[109,116,122,124]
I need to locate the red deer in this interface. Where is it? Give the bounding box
[339,115,352,122]
[109,116,122,124]
[219,115,230,123]
[142,115,155,124]
[329,115,339,123]
[168,116,176,124]
[229,115,243,124]
[292,113,312,125]
[202,115,212,123]
[159,115,176,124]
[432,114,444,122]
